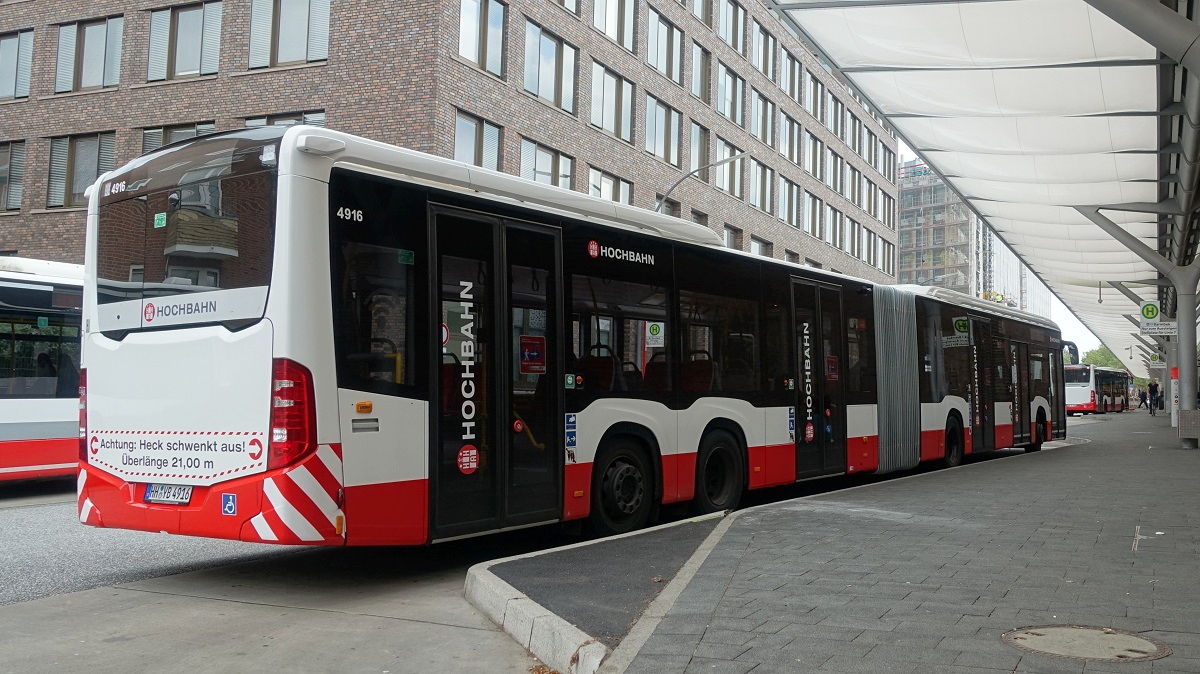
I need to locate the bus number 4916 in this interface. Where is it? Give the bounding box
[171,457,214,470]
[336,207,363,222]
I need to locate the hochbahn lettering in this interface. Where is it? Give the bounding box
[457,280,480,475]
[144,299,219,323]
[588,240,655,265]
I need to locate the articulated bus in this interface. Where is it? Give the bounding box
[79,127,1066,545]
[1065,364,1131,414]
[0,257,83,482]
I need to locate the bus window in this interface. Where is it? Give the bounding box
[761,264,792,401]
[843,288,875,405]
[569,275,669,395]
[678,290,759,392]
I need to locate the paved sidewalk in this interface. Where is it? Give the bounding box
[620,411,1200,673]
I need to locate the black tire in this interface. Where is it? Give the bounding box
[1026,414,1045,452]
[589,438,653,536]
[940,416,963,468]
[692,430,745,514]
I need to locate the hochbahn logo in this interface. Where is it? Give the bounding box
[142,299,218,323]
[587,240,655,265]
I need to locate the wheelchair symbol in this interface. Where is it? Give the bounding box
[221,493,237,516]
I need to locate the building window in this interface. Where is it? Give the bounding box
[690,42,710,102]
[249,0,329,69]
[594,0,634,51]
[657,196,680,217]
[715,138,743,199]
[717,0,745,53]
[691,209,708,226]
[454,111,501,170]
[847,218,861,258]
[780,114,800,164]
[826,204,842,248]
[56,17,124,93]
[693,0,713,27]
[0,31,33,100]
[880,240,895,274]
[645,95,681,165]
[148,3,222,81]
[882,193,895,228]
[525,22,576,113]
[142,122,217,153]
[521,139,572,188]
[750,90,774,145]
[0,141,25,211]
[780,51,800,103]
[777,175,799,227]
[825,149,842,192]
[690,122,710,181]
[555,0,578,11]
[805,258,822,269]
[245,110,326,127]
[459,0,505,77]
[751,21,775,78]
[784,249,799,264]
[804,70,823,121]
[48,132,116,208]
[589,167,632,204]
[804,131,822,178]
[648,9,683,85]
[803,191,822,239]
[749,159,771,212]
[849,166,862,206]
[826,93,844,137]
[723,225,742,250]
[716,62,744,126]
[849,114,862,154]
[749,236,771,257]
[591,63,633,142]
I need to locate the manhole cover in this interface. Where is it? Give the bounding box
[1002,625,1171,662]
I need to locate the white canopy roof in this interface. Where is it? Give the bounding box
[767,0,1182,376]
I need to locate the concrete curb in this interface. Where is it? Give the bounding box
[464,512,725,674]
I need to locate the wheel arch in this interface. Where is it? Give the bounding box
[701,417,749,485]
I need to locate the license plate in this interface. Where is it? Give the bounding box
[145,483,193,505]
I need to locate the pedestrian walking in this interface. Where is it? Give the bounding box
[1138,389,1148,409]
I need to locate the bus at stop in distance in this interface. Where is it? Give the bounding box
[79,126,1069,545]
[0,257,83,482]
[1064,364,1131,415]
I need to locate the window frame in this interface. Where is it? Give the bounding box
[645,94,681,166]
[591,62,634,142]
[454,110,502,170]
[0,30,33,100]
[0,140,26,211]
[458,0,506,77]
[648,8,683,84]
[48,132,116,208]
[524,21,577,113]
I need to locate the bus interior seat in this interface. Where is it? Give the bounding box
[578,344,620,391]
[621,361,643,391]
[642,353,668,391]
[682,350,718,392]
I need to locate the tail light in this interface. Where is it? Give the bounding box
[78,368,88,462]
[1090,391,1096,407]
[270,359,317,470]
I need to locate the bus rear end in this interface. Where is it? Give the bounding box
[79,128,344,545]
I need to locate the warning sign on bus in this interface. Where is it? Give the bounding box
[519,335,547,375]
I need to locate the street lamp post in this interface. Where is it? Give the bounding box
[655,151,749,213]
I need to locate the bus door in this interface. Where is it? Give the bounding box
[792,279,846,477]
[432,207,562,539]
[971,319,994,451]
[1011,342,1031,444]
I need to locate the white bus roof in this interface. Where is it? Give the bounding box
[0,257,84,286]
[892,284,1060,333]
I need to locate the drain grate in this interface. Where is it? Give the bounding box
[1002,625,1171,662]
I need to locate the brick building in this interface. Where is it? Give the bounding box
[0,0,897,277]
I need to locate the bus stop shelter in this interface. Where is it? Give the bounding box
[765,0,1200,447]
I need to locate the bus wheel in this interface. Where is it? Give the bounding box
[590,439,653,536]
[1026,414,1045,452]
[940,417,963,468]
[692,430,745,514]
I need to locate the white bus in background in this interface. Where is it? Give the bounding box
[0,257,83,481]
[78,126,1066,545]
[1064,364,1130,414]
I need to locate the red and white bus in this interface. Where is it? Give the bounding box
[0,257,83,482]
[79,127,1066,544]
[1065,364,1131,414]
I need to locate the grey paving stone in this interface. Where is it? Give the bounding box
[865,643,960,665]
[640,633,702,656]
[1014,655,1086,673]
[954,648,1022,670]
[683,657,758,674]
[691,642,754,661]
[624,653,692,674]
[815,654,920,673]
[700,629,758,646]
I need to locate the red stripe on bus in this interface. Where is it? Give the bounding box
[919,430,945,462]
[747,443,795,489]
[846,435,879,474]
[563,463,591,521]
[661,452,697,503]
[0,438,76,476]
[343,480,427,545]
[994,424,1014,450]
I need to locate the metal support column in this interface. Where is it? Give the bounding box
[1080,207,1200,447]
